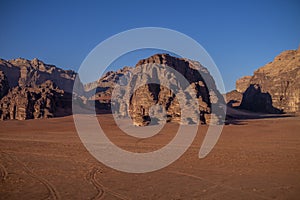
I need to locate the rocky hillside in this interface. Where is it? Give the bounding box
[0,58,80,120]
[232,46,300,113]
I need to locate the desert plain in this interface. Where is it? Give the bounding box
[0,114,299,200]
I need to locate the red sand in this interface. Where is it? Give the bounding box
[0,114,299,199]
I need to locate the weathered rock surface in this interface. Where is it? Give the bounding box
[235,47,300,113]
[224,90,243,107]
[0,80,72,120]
[236,76,251,93]
[0,58,78,120]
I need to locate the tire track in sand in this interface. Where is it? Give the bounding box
[0,162,8,181]
[1,152,60,200]
[87,166,129,200]
[168,170,273,200]
[87,167,105,200]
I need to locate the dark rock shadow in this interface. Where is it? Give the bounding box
[225,106,294,125]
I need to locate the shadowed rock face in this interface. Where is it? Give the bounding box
[235,47,300,113]
[0,81,72,120]
[0,71,9,99]
[239,84,282,114]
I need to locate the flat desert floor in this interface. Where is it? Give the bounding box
[0,114,299,200]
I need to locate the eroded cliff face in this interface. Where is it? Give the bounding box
[0,58,77,120]
[0,81,72,120]
[235,47,300,113]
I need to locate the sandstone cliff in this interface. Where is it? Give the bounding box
[89,54,226,125]
[0,58,78,120]
[235,47,300,113]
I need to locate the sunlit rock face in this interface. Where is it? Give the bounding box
[235,47,300,113]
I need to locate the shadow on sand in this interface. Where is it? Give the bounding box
[225,106,295,125]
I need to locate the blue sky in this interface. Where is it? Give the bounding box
[0,0,299,91]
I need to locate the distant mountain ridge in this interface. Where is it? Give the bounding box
[0,54,226,125]
[2,46,298,122]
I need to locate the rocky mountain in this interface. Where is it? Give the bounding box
[231,46,300,113]
[88,54,225,125]
[0,58,80,120]
[0,55,225,125]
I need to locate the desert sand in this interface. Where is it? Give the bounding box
[0,114,299,200]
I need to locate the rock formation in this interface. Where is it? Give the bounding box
[0,58,78,120]
[103,54,225,125]
[0,81,72,120]
[0,55,225,124]
[224,90,243,107]
[234,46,300,113]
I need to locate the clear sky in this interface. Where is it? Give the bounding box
[0,0,299,91]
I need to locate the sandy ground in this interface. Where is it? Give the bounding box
[0,114,299,200]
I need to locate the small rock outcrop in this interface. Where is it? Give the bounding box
[224,90,243,107]
[235,46,300,113]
